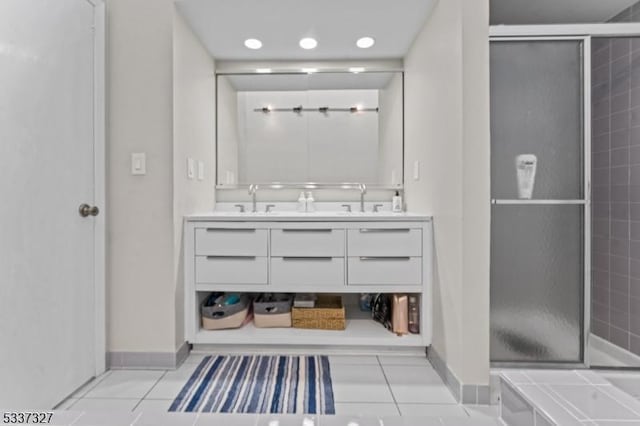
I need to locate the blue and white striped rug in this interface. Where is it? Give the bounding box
[169,355,335,414]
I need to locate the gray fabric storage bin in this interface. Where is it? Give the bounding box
[253,293,293,328]
[201,293,251,330]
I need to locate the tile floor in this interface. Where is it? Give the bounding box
[49,353,500,426]
[500,369,640,425]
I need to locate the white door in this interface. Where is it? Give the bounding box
[0,0,101,408]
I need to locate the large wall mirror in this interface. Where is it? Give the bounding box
[216,71,404,188]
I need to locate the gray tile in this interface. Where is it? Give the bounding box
[461,386,477,404]
[611,307,630,330]
[631,187,640,202]
[632,146,640,165]
[593,63,612,86]
[611,273,630,294]
[631,241,640,259]
[632,166,640,185]
[613,39,632,60]
[593,319,610,339]
[631,333,640,356]
[593,219,610,237]
[610,325,630,349]
[632,258,640,278]
[611,290,630,313]
[611,238,630,257]
[612,185,629,203]
[613,220,630,239]
[632,126,640,145]
[613,147,631,167]
[477,386,490,405]
[633,222,640,240]
[612,167,630,185]
[594,117,611,137]
[593,301,609,323]
[612,202,630,220]
[593,99,611,120]
[593,151,610,169]
[631,278,640,299]
[632,203,640,221]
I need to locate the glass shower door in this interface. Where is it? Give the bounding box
[490,40,587,364]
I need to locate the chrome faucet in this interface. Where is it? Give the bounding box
[248,184,259,213]
[341,204,352,213]
[234,204,245,213]
[265,204,276,213]
[358,183,367,213]
[373,204,383,213]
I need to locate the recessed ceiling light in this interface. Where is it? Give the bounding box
[302,68,318,74]
[244,38,262,49]
[299,38,318,50]
[356,37,375,49]
[349,67,365,73]
[256,68,272,73]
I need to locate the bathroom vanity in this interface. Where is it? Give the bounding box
[183,212,433,348]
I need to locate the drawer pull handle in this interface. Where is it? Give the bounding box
[359,257,411,261]
[281,229,333,233]
[282,257,333,261]
[206,228,257,232]
[206,256,257,260]
[359,228,411,233]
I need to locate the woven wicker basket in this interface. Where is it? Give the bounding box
[291,295,345,330]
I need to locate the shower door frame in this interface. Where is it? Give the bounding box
[490,23,640,369]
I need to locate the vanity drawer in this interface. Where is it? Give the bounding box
[270,257,345,287]
[347,228,422,257]
[195,256,268,284]
[195,228,267,256]
[348,256,422,286]
[271,229,345,257]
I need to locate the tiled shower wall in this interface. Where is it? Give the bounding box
[591,30,640,355]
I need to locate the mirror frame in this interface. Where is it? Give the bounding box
[214,70,405,190]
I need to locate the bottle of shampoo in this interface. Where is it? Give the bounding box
[392,190,403,213]
[306,191,315,212]
[297,192,307,212]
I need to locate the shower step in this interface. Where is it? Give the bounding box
[499,370,640,425]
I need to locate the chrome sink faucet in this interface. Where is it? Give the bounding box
[358,183,367,213]
[248,184,259,213]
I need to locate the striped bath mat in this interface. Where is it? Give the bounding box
[169,355,335,414]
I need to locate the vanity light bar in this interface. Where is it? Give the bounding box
[254,106,379,113]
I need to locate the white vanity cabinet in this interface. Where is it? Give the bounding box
[184,214,433,348]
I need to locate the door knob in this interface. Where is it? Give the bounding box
[79,203,99,217]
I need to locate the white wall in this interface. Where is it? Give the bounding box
[232,90,379,184]
[172,10,216,349]
[107,0,176,353]
[404,0,490,385]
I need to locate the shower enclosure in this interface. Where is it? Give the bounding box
[490,27,640,368]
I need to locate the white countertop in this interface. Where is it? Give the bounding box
[185,211,432,222]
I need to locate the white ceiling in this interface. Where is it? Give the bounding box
[491,0,638,25]
[175,0,436,61]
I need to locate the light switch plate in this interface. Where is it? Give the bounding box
[413,160,420,181]
[187,158,195,180]
[197,161,204,181]
[131,153,146,175]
